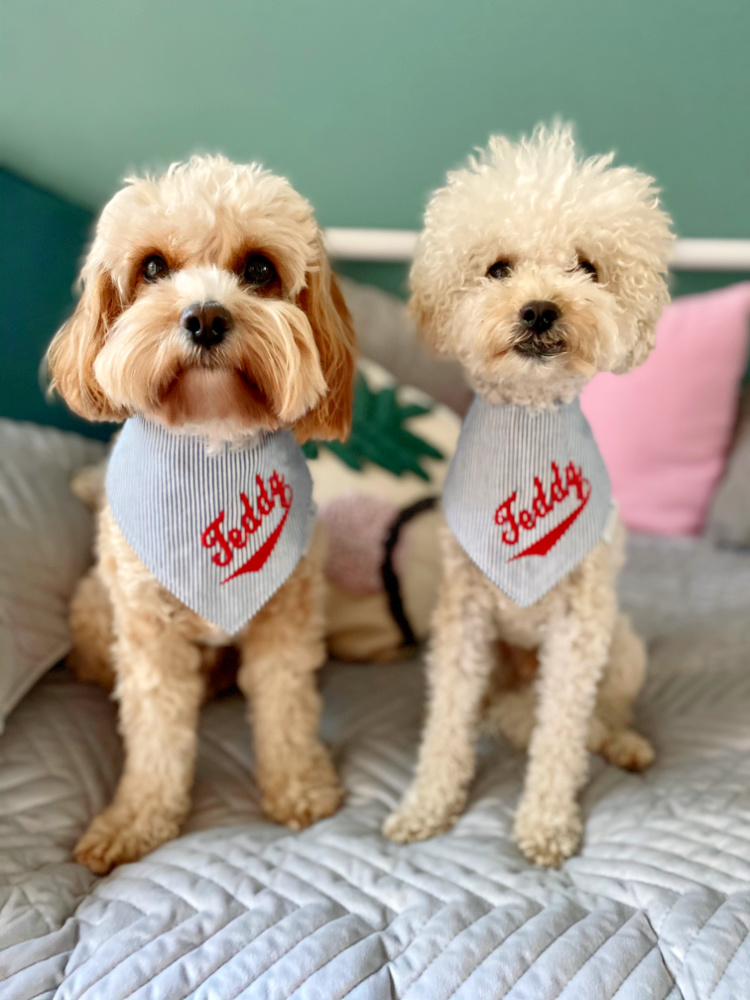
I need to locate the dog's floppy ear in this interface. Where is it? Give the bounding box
[407,256,452,357]
[619,265,672,372]
[46,263,125,421]
[407,288,442,354]
[294,248,357,443]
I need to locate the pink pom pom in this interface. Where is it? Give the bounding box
[319,492,405,595]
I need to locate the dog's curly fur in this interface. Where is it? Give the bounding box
[47,156,356,874]
[384,124,674,866]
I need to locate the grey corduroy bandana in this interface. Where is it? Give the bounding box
[442,395,612,607]
[106,416,314,633]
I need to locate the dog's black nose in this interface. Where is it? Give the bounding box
[519,300,560,334]
[181,301,233,349]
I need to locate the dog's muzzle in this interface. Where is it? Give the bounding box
[514,300,565,358]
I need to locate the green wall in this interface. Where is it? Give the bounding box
[0,169,113,436]
[2,0,748,235]
[1,0,749,433]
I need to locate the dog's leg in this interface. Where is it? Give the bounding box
[74,612,204,874]
[483,618,654,773]
[237,554,343,830]
[384,536,496,843]
[592,613,654,771]
[67,569,116,690]
[513,556,616,867]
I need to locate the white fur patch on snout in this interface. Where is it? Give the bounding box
[169,266,242,312]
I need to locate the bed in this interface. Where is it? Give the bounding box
[1,232,750,999]
[2,535,750,999]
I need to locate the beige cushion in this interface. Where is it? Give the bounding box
[310,359,460,661]
[310,358,460,507]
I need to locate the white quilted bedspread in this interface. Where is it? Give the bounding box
[1,536,750,999]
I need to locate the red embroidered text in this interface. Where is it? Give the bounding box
[201,471,293,576]
[494,461,591,557]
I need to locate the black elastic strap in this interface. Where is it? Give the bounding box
[380,496,440,648]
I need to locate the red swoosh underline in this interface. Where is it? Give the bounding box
[220,507,291,583]
[507,491,590,562]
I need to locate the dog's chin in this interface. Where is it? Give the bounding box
[151,368,276,435]
[466,328,601,406]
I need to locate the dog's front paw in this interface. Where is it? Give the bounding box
[75,805,180,875]
[513,799,582,867]
[600,728,655,772]
[383,789,465,844]
[260,755,343,830]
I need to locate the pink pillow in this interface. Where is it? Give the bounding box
[581,283,750,535]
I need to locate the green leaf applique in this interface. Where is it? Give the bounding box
[302,372,443,480]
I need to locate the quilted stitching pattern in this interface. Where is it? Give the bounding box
[1,537,749,999]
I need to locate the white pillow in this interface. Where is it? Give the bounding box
[0,420,105,730]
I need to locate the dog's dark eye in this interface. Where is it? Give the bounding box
[142,254,170,282]
[487,260,512,280]
[243,254,277,287]
[576,258,598,282]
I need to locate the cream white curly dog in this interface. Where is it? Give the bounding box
[47,156,356,874]
[384,125,674,866]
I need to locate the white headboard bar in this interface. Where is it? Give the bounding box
[324,229,419,262]
[324,228,750,272]
[668,239,750,271]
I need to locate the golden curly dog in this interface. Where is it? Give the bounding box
[384,124,674,866]
[47,156,356,874]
